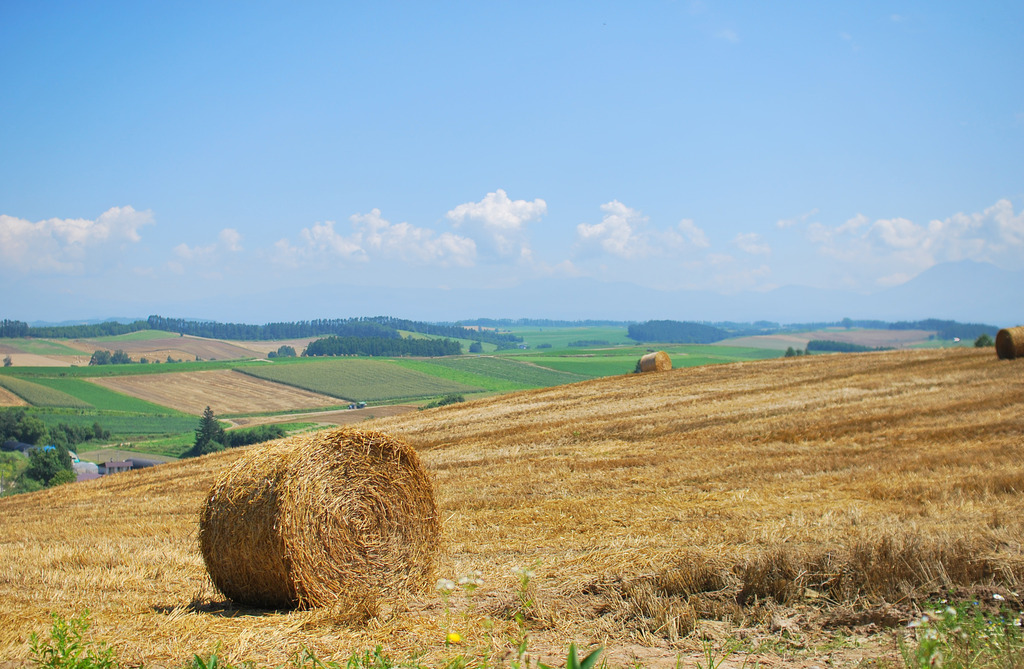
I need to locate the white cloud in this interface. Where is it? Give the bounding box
[576,200,649,259]
[678,219,711,248]
[803,198,1024,286]
[575,201,712,260]
[272,210,476,269]
[0,206,154,274]
[446,189,546,258]
[350,209,476,266]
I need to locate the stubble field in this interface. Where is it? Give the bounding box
[0,348,1021,668]
[89,369,343,415]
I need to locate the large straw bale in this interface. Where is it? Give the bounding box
[199,427,439,610]
[639,351,672,372]
[996,326,1024,360]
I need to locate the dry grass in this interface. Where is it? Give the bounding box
[1,348,1022,667]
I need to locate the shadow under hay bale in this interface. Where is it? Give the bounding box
[638,351,672,372]
[199,427,440,611]
[996,326,1024,360]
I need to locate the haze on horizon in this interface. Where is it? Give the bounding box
[1,2,1022,325]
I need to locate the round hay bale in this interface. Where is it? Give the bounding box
[199,427,439,611]
[639,350,672,372]
[996,326,1024,360]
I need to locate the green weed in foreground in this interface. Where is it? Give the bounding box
[29,611,116,669]
[28,610,601,669]
[899,599,1024,669]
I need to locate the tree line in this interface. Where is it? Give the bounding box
[303,336,461,357]
[2,315,520,345]
[627,320,730,344]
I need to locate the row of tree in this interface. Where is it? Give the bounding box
[303,336,461,357]
[627,320,730,344]
[4,315,520,346]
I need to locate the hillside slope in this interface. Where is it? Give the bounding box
[1,348,1022,667]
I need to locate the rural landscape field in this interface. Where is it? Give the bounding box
[1,316,1022,668]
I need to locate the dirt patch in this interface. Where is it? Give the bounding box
[64,335,264,362]
[0,353,87,367]
[723,329,936,351]
[88,369,342,415]
[0,387,28,407]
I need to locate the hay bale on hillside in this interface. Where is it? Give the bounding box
[199,427,439,611]
[996,326,1024,360]
[638,351,672,372]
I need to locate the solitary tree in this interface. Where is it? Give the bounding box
[975,333,994,347]
[190,406,226,457]
[469,341,483,353]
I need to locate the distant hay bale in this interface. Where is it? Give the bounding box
[199,427,439,611]
[639,351,672,372]
[996,326,1024,360]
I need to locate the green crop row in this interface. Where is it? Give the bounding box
[408,356,588,388]
[0,375,91,408]
[239,358,481,402]
[31,410,199,439]
[28,378,188,414]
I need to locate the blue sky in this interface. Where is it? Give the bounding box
[2,2,1022,323]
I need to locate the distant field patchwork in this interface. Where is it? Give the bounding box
[0,375,91,408]
[239,358,481,402]
[398,356,588,391]
[89,369,343,415]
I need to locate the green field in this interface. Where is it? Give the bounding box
[28,378,188,414]
[505,344,782,377]
[30,410,199,440]
[399,356,588,391]
[0,375,91,408]
[239,358,482,402]
[0,339,84,356]
[504,325,634,349]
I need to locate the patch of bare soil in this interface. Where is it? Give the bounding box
[0,387,28,407]
[65,335,264,362]
[723,329,936,350]
[0,353,87,367]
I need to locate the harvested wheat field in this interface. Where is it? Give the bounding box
[1,348,1023,668]
[63,335,264,362]
[89,369,343,415]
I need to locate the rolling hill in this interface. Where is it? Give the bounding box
[1,347,1022,667]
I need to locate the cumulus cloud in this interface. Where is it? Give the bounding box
[273,210,475,269]
[446,189,546,258]
[575,201,712,259]
[0,206,154,273]
[804,198,1024,285]
[350,209,476,266]
[169,228,244,275]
